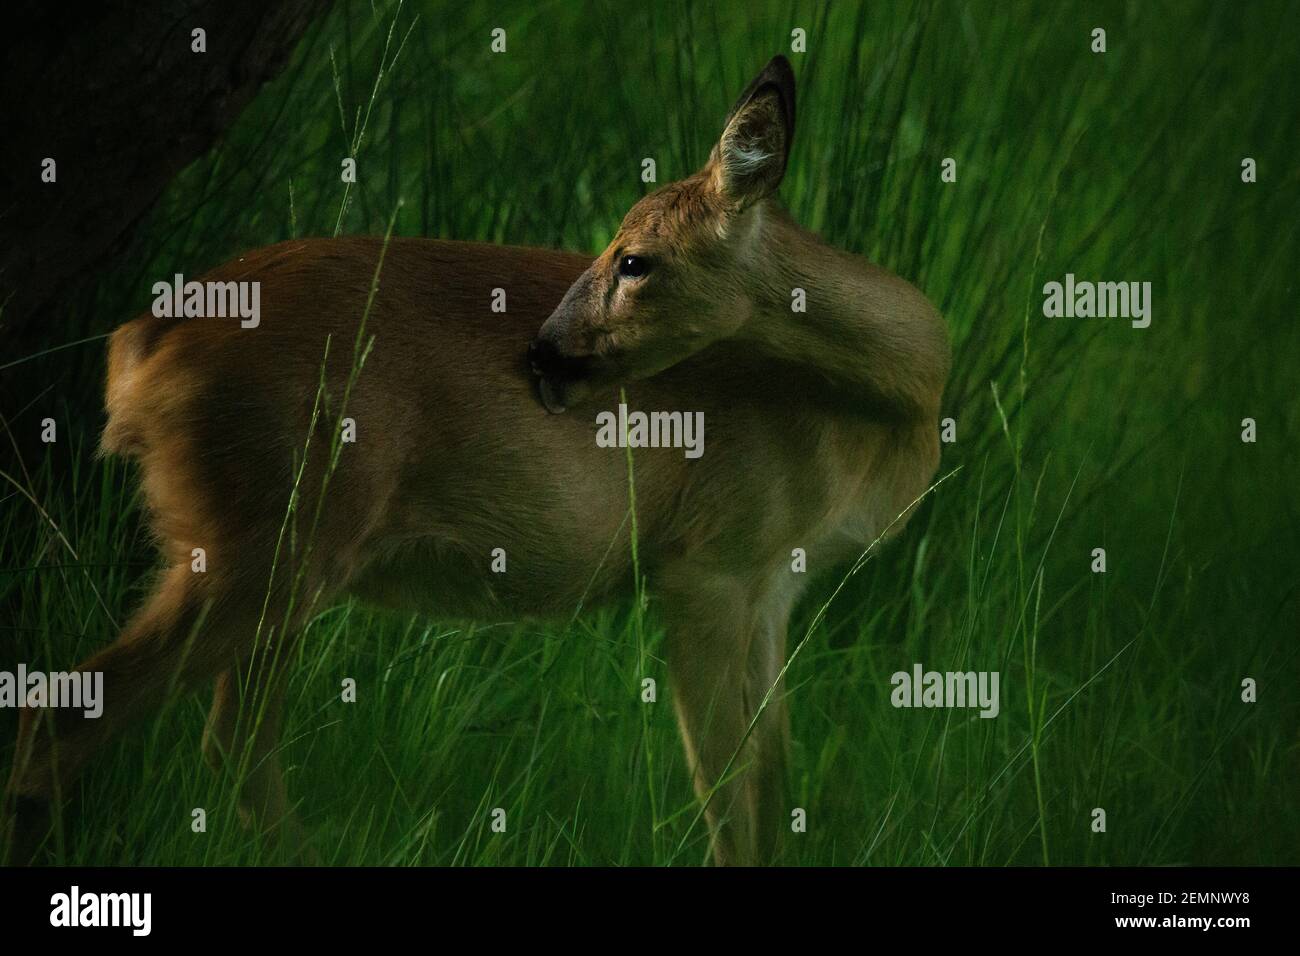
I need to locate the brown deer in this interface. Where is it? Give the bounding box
[4,55,949,866]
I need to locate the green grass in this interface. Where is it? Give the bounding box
[2,0,1297,865]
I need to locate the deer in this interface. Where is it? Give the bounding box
[4,55,949,866]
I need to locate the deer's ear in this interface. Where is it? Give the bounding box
[709,55,796,209]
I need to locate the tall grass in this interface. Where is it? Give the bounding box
[1,0,1296,865]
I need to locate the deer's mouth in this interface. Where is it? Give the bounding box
[536,374,568,414]
[527,338,595,415]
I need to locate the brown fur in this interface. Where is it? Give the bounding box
[4,56,949,866]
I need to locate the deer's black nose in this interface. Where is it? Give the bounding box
[528,336,592,382]
[528,337,562,378]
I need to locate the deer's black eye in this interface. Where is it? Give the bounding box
[618,255,649,279]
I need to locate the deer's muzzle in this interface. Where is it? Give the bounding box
[527,336,594,414]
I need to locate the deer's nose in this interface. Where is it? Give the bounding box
[527,336,563,379]
[528,335,593,382]
[528,336,573,415]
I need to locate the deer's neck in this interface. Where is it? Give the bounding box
[738,201,949,422]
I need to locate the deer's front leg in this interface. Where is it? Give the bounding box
[660,571,790,866]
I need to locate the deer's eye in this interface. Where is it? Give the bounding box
[617,255,650,279]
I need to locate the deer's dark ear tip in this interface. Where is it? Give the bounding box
[764,54,794,79]
[759,56,795,95]
[761,54,796,136]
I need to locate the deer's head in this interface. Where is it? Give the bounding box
[530,55,796,412]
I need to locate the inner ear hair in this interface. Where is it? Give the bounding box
[713,90,789,207]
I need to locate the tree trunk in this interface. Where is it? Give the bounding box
[0,0,332,339]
